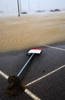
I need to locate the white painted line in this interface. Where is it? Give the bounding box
[25,89,41,100]
[45,45,65,51]
[0,70,9,79]
[0,70,41,100]
[26,65,65,86]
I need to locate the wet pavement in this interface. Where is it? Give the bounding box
[0,41,65,100]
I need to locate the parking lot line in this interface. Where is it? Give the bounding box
[45,45,65,51]
[0,70,9,79]
[0,70,41,100]
[25,89,41,100]
[26,65,65,86]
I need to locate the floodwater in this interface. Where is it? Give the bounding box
[0,12,65,52]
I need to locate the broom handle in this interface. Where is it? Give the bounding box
[17,53,34,77]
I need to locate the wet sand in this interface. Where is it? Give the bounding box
[0,12,65,52]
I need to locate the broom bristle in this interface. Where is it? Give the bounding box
[5,75,26,96]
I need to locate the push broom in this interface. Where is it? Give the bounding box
[5,48,42,96]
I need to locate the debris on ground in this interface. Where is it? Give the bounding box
[5,75,26,96]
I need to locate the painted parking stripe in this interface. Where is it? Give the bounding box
[26,65,65,86]
[0,71,9,79]
[45,45,65,51]
[0,70,41,100]
[25,89,41,100]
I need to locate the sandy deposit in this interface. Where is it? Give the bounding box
[0,12,65,52]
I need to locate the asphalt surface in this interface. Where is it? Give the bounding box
[0,41,65,100]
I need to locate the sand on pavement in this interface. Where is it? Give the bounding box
[0,12,65,52]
